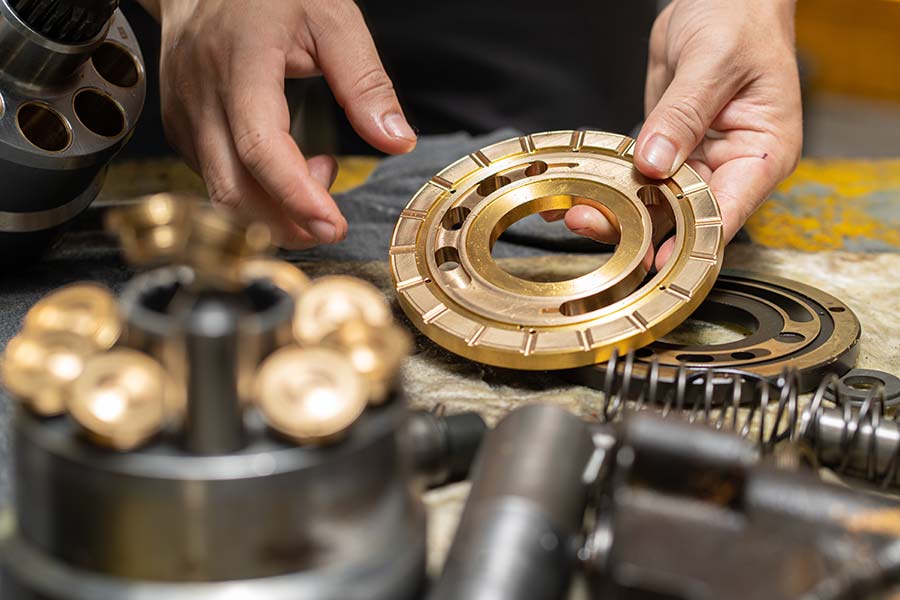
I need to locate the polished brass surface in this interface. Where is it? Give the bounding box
[68,349,172,451]
[106,194,272,286]
[322,321,412,405]
[389,130,724,369]
[254,346,367,445]
[186,207,272,287]
[294,276,393,345]
[240,257,310,298]
[1,330,95,415]
[22,282,120,350]
[104,193,193,266]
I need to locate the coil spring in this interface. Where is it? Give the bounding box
[597,350,900,489]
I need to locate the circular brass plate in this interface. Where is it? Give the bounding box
[389,130,724,369]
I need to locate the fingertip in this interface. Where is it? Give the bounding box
[308,154,339,190]
[374,112,417,155]
[654,237,676,271]
[564,205,619,243]
[634,132,679,179]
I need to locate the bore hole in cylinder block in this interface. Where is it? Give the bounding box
[17,102,71,152]
[91,41,141,88]
[477,175,512,197]
[74,89,126,137]
[442,206,471,231]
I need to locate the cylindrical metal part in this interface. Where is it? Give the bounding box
[615,410,760,500]
[804,406,900,483]
[403,410,488,488]
[182,293,246,454]
[120,268,294,406]
[429,405,594,600]
[0,0,145,260]
[2,401,426,599]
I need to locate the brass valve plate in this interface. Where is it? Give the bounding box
[390,131,724,369]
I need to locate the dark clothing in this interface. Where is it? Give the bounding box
[340,1,657,153]
[120,2,657,155]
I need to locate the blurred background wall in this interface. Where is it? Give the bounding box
[797,0,900,157]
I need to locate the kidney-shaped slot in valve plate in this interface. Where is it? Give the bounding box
[389,130,725,370]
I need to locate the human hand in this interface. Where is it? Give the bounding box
[563,0,802,268]
[139,0,417,248]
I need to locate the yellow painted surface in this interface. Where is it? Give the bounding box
[746,159,900,251]
[797,0,900,100]
[331,156,380,194]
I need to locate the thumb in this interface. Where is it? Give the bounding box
[635,59,740,179]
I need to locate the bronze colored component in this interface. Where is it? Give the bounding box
[68,349,173,451]
[186,207,272,287]
[106,194,272,287]
[389,130,724,369]
[322,321,412,405]
[254,346,367,445]
[23,282,121,350]
[1,331,95,416]
[294,276,393,345]
[105,193,194,266]
[240,258,310,298]
[576,272,862,393]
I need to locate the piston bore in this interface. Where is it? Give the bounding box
[390,130,724,369]
[0,0,145,261]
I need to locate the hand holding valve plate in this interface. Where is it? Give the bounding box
[390,130,724,370]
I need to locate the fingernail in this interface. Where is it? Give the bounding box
[383,113,417,142]
[309,219,337,244]
[643,134,678,177]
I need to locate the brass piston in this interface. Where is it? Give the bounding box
[390,131,724,369]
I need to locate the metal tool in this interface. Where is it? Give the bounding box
[390,130,724,370]
[575,271,861,394]
[429,404,596,600]
[0,0,145,260]
[583,413,900,600]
